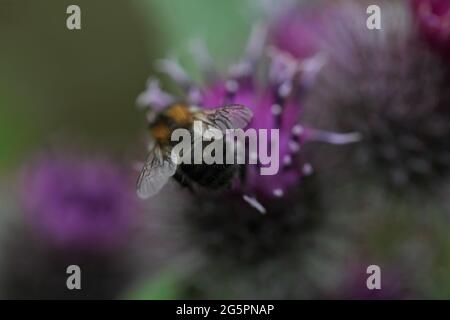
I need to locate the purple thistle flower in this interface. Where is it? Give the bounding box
[138,26,360,203]
[411,0,450,59]
[135,25,360,298]
[21,154,138,254]
[305,1,450,187]
[271,5,328,60]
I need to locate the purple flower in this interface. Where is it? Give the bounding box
[21,154,138,253]
[138,26,359,203]
[411,0,450,58]
[271,6,327,60]
[198,52,308,199]
[305,1,450,187]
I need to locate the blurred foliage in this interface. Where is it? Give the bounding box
[0,0,254,172]
[125,271,183,300]
[0,0,162,173]
[133,0,254,72]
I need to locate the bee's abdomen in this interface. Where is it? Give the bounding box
[175,138,240,190]
[177,163,238,190]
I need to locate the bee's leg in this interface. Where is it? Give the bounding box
[173,171,196,194]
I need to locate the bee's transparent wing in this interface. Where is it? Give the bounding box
[202,104,253,132]
[136,148,177,199]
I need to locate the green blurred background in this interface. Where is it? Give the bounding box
[0,0,253,174]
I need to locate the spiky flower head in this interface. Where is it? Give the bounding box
[147,176,354,299]
[137,26,359,298]
[305,1,450,188]
[138,26,359,204]
[270,3,328,60]
[21,154,138,254]
[411,0,450,59]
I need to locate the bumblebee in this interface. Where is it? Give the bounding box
[137,103,253,199]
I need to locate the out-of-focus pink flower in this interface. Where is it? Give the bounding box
[22,154,138,254]
[411,0,450,58]
[271,7,327,59]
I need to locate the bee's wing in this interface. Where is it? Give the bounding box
[201,104,253,132]
[136,147,177,199]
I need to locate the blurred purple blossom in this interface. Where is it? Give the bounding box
[304,1,450,186]
[22,155,138,254]
[411,0,450,58]
[271,6,327,60]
